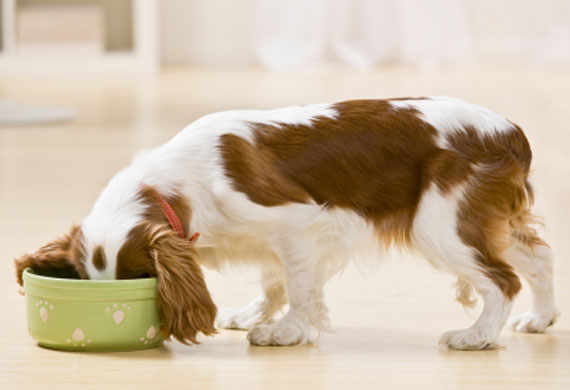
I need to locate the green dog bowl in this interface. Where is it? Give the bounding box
[23,268,163,351]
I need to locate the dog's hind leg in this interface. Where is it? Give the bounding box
[216,267,287,330]
[506,233,560,333]
[437,269,517,350]
[412,183,520,350]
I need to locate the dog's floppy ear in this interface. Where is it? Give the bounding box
[14,225,86,285]
[149,226,217,344]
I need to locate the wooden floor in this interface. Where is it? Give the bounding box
[1,66,569,389]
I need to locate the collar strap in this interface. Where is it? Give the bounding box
[147,186,199,244]
[157,194,186,239]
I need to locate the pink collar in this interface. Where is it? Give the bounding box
[151,187,199,244]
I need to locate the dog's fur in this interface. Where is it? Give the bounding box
[15,97,559,349]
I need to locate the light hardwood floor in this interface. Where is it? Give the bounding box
[1,66,569,389]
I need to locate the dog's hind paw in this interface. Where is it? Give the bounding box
[508,310,559,333]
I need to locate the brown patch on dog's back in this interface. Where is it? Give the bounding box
[219,99,442,245]
[220,134,311,206]
[425,149,473,193]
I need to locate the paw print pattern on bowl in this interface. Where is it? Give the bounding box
[65,328,93,348]
[105,303,133,325]
[24,268,161,351]
[140,325,160,345]
[35,300,54,323]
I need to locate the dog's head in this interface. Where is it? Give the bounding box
[14,186,217,345]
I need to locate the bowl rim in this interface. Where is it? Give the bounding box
[23,268,157,290]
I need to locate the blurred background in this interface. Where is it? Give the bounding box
[1,0,569,125]
[0,0,569,118]
[2,0,570,72]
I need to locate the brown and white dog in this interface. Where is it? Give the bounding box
[15,97,559,349]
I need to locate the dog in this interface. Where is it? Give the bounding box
[15,97,559,349]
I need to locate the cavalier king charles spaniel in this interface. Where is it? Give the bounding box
[15,97,559,349]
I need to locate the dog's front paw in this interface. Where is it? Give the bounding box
[508,310,559,333]
[247,321,306,346]
[439,328,497,350]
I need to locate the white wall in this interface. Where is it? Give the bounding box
[159,0,570,68]
[160,0,255,65]
[469,0,570,66]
